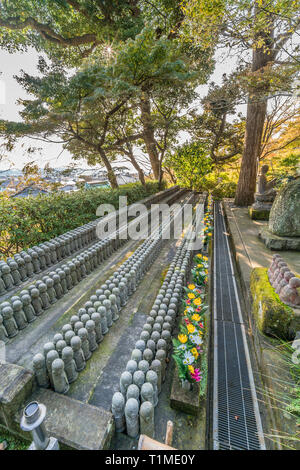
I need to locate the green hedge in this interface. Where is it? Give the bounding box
[0,181,165,257]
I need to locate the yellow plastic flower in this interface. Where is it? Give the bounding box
[192,314,201,322]
[187,324,195,334]
[196,254,202,258]
[203,256,208,261]
[193,298,201,306]
[191,348,199,358]
[188,284,195,290]
[188,292,195,299]
[188,365,195,374]
[178,334,187,343]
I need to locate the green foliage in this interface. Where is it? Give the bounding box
[164,141,213,190]
[0,181,163,258]
[250,267,294,339]
[0,428,28,451]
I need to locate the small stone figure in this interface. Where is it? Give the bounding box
[91,312,103,343]
[43,342,55,358]
[103,299,113,328]
[135,340,146,352]
[46,278,57,304]
[131,349,142,363]
[126,383,140,405]
[0,313,8,343]
[125,398,139,438]
[56,339,67,357]
[52,358,69,394]
[138,360,150,374]
[74,321,84,336]
[279,277,300,307]
[139,401,154,438]
[156,349,167,382]
[57,269,68,295]
[109,294,119,322]
[21,294,36,323]
[70,336,86,372]
[86,320,98,352]
[31,288,43,316]
[112,392,126,433]
[2,306,18,337]
[14,256,27,282]
[8,260,21,286]
[33,353,50,389]
[52,274,63,299]
[146,370,158,407]
[126,360,138,375]
[98,306,109,335]
[1,264,14,290]
[38,283,51,310]
[62,346,78,383]
[120,371,133,397]
[78,328,92,360]
[12,300,27,330]
[65,330,75,346]
[141,382,154,405]
[23,253,34,277]
[46,349,59,388]
[150,359,162,394]
[133,370,145,390]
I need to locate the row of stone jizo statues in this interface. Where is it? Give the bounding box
[33,232,163,393]
[0,186,180,296]
[112,232,194,439]
[0,234,127,342]
[268,254,300,307]
[31,197,189,393]
[0,221,99,295]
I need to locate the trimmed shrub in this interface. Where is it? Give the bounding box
[0,181,165,257]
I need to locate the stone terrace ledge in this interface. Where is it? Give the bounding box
[222,200,300,450]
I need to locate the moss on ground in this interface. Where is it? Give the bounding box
[250,267,294,338]
[0,428,28,450]
[248,207,270,220]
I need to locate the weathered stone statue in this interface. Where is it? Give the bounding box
[70,336,86,372]
[260,177,300,250]
[250,164,277,219]
[62,346,78,383]
[120,371,132,397]
[126,384,140,405]
[112,392,126,433]
[139,401,154,438]
[125,398,139,438]
[78,328,92,360]
[141,382,154,405]
[33,353,50,388]
[52,358,69,394]
[0,313,8,343]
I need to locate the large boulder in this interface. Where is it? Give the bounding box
[269,178,300,237]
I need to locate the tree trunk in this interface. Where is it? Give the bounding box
[98,148,119,189]
[139,93,160,180]
[125,146,146,186]
[234,4,273,206]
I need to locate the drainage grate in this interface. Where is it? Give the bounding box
[212,202,265,450]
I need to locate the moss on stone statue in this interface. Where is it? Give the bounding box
[250,267,294,338]
[248,207,270,220]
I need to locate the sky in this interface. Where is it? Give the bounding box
[0,47,242,172]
